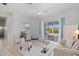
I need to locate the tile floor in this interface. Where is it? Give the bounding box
[0,39,22,56]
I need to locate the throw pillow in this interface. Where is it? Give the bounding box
[72,40,79,50]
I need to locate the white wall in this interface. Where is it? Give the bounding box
[28,16,41,38]
[6,12,31,44]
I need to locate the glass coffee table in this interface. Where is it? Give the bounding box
[18,40,60,56]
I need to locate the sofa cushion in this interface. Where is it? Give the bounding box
[53,48,79,56]
[65,38,77,48]
[59,40,66,47]
[72,40,79,50]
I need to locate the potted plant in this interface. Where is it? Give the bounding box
[20,31,27,42]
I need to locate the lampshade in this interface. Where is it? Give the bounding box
[74,30,79,34]
[0,26,3,29]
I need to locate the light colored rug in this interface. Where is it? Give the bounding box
[6,40,60,56]
[18,40,59,56]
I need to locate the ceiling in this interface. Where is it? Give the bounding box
[0,3,79,16]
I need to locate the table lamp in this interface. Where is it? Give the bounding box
[75,29,79,39]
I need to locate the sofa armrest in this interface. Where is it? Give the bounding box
[53,48,79,56]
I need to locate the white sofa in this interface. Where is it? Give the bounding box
[53,39,79,56]
[53,48,79,56]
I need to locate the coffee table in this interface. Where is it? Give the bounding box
[18,40,60,56]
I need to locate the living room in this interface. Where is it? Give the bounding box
[0,3,79,56]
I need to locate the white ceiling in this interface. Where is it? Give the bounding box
[0,3,79,16]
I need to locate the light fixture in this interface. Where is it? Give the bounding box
[0,26,2,29]
[34,9,44,15]
[38,12,42,15]
[75,30,79,34]
[75,25,79,39]
[38,9,43,15]
[75,30,79,39]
